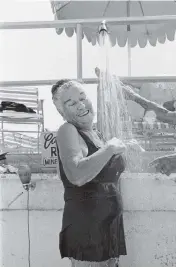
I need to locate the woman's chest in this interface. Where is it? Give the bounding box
[78,131,104,157]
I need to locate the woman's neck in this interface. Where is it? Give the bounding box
[72,121,93,132]
[80,128,94,134]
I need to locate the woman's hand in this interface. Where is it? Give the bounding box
[149,155,175,176]
[95,67,100,78]
[107,137,126,156]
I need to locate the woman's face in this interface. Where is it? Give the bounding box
[58,83,94,129]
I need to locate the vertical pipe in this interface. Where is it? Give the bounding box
[127,40,131,76]
[37,90,40,154]
[1,119,4,149]
[27,190,31,267]
[127,1,132,76]
[37,124,40,154]
[41,99,44,132]
[76,24,83,80]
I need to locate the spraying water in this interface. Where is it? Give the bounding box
[97,22,145,172]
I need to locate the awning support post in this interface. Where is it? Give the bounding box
[76,24,83,80]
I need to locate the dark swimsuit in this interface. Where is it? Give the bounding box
[56,127,127,262]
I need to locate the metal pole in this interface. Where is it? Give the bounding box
[127,1,131,76]
[1,15,176,29]
[127,41,131,76]
[2,76,176,87]
[0,130,43,133]
[1,119,4,149]
[76,24,83,80]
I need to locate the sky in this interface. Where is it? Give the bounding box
[0,0,176,131]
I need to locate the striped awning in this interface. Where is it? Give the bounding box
[50,1,176,48]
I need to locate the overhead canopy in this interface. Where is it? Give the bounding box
[51,1,176,48]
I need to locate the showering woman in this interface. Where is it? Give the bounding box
[51,79,142,267]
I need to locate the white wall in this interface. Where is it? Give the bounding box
[1,173,176,267]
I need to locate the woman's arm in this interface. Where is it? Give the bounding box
[124,86,176,124]
[57,123,117,187]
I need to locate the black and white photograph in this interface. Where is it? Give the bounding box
[1,1,176,267]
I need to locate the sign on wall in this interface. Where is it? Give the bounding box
[40,132,58,168]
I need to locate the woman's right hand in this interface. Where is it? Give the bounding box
[107,137,126,155]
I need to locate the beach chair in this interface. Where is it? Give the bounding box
[0,87,44,154]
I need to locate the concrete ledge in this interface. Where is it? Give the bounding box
[121,173,176,211]
[29,179,64,210]
[1,173,176,211]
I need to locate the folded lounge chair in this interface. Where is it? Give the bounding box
[0,87,44,153]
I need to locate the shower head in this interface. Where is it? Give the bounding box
[98,20,109,34]
[98,20,110,47]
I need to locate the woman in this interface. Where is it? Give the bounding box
[52,79,129,267]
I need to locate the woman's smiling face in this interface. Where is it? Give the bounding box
[59,82,95,129]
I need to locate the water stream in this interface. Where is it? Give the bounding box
[97,26,145,172]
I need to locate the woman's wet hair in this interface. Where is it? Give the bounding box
[51,79,84,100]
[51,79,71,98]
[51,79,84,117]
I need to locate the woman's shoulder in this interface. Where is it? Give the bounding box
[57,122,79,140]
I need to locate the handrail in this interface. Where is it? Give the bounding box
[1,15,176,30]
[1,76,176,87]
